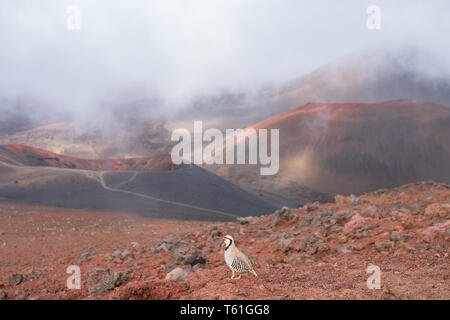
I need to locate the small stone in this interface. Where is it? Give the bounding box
[77,252,91,264]
[280,237,294,251]
[121,249,135,261]
[305,203,319,212]
[270,216,280,227]
[350,197,361,206]
[320,210,333,217]
[182,252,207,266]
[165,268,190,282]
[306,234,319,244]
[390,231,404,242]
[375,240,392,252]
[336,244,357,253]
[237,289,248,297]
[275,207,292,220]
[33,270,42,278]
[130,242,140,249]
[154,242,173,253]
[0,289,7,300]
[86,268,131,295]
[8,273,23,286]
[192,263,206,272]
[173,245,189,256]
[237,216,253,225]
[311,216,321,225]
[163,237,175,244]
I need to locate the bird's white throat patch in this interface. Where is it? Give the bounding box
[224,239,232,249]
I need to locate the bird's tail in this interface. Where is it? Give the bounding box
[251,269,258,277]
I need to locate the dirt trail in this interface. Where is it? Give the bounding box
[0,160,241,220]
[114,172,139,188]
[84,171,240,220]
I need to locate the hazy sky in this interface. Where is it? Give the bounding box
[1,0,449,117]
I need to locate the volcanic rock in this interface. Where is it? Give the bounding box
[8,273,23,286]
[182,252,207,266]
[424,203,450,221]
[0,289,7,300]
[86,268,131,295]
[390,231,405,242]
[165,268,190,282]
[121,249,135,261]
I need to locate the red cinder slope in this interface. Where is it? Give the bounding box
[208,100,450,195]
[0,144,178,171]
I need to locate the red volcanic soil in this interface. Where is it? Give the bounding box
[0,181,448,300]
[0,144,178,171]
[251,99,427,129]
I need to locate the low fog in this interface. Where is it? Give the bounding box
[1,0,450,132]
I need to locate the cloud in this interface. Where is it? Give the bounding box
[0,0,449,122]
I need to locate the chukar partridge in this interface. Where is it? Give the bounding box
[222,235,258,279]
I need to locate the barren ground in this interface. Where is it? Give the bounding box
[0,181,448,300]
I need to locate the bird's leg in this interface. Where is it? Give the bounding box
[231,270,235,279]
[236,274,242,280]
